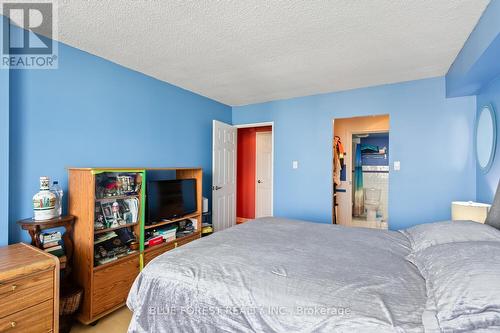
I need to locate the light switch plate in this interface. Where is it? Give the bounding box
[394,161,401,171]
[292,161,299,169]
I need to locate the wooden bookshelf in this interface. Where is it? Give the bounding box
[68,167,203,325]
[69,168,144,325]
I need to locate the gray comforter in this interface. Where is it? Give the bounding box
[127,218,426,332]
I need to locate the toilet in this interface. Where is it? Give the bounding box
[364,188,381,221]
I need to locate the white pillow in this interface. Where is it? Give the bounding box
[407,242,500,332]
[400,220,500,253]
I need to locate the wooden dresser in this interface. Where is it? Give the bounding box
[0,243,59,333]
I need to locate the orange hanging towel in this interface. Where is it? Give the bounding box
[338,141,345,158]
[333,136,344,186]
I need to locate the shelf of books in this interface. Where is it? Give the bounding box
[40,231,68,270]
[91,170,145,267]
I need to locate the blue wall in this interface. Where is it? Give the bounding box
[446,0,500,203]
[446,0,500,97]
[233,77,476,230]
[0,17,9,246]
[8,40,231,243]
[476,76,500,202]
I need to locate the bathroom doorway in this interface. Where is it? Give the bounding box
[333,115,389,229]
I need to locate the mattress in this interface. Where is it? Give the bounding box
[127,218,427,332]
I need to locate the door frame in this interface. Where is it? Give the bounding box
[234,122,274,217]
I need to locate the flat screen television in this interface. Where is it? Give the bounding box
[147,179,197,223]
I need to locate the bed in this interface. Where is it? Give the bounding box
[127,217,500,332]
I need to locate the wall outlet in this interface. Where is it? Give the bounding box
[292,161,299,169]
[394,161,401,171]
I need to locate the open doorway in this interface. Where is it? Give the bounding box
[212,120,274,232]
[333,115,389,229]
[236,124,273,224]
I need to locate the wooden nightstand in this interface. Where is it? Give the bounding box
[0,243,59,332]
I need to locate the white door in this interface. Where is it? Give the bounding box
[335,132,353,226]
[343,135,355,226]
[255,131,273,218]
[212,120,237,231]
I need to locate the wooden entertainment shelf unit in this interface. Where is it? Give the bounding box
[68,167,202,324]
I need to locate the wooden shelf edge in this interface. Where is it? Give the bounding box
[93,251,140,271]
[68,167,202,171]
[144,212,201,230]
[143,240,171,254]
[94,222,138,235]
[95,194,140,202]
[143,231,201,253]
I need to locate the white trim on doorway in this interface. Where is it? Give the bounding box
[235,122,274,129]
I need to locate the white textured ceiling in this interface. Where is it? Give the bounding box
[54,1,489,106]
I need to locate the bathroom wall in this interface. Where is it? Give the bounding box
[363,170,389,221]
[360,134,389,220]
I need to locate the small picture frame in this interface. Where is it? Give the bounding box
[100,202,114,226]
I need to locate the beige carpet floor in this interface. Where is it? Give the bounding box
[70,307,132,333]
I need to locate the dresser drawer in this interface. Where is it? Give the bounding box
[92,255,139,318]
[0,270,53,318]
[0,299,53,332]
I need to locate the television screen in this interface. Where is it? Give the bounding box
[147,179,197,223]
